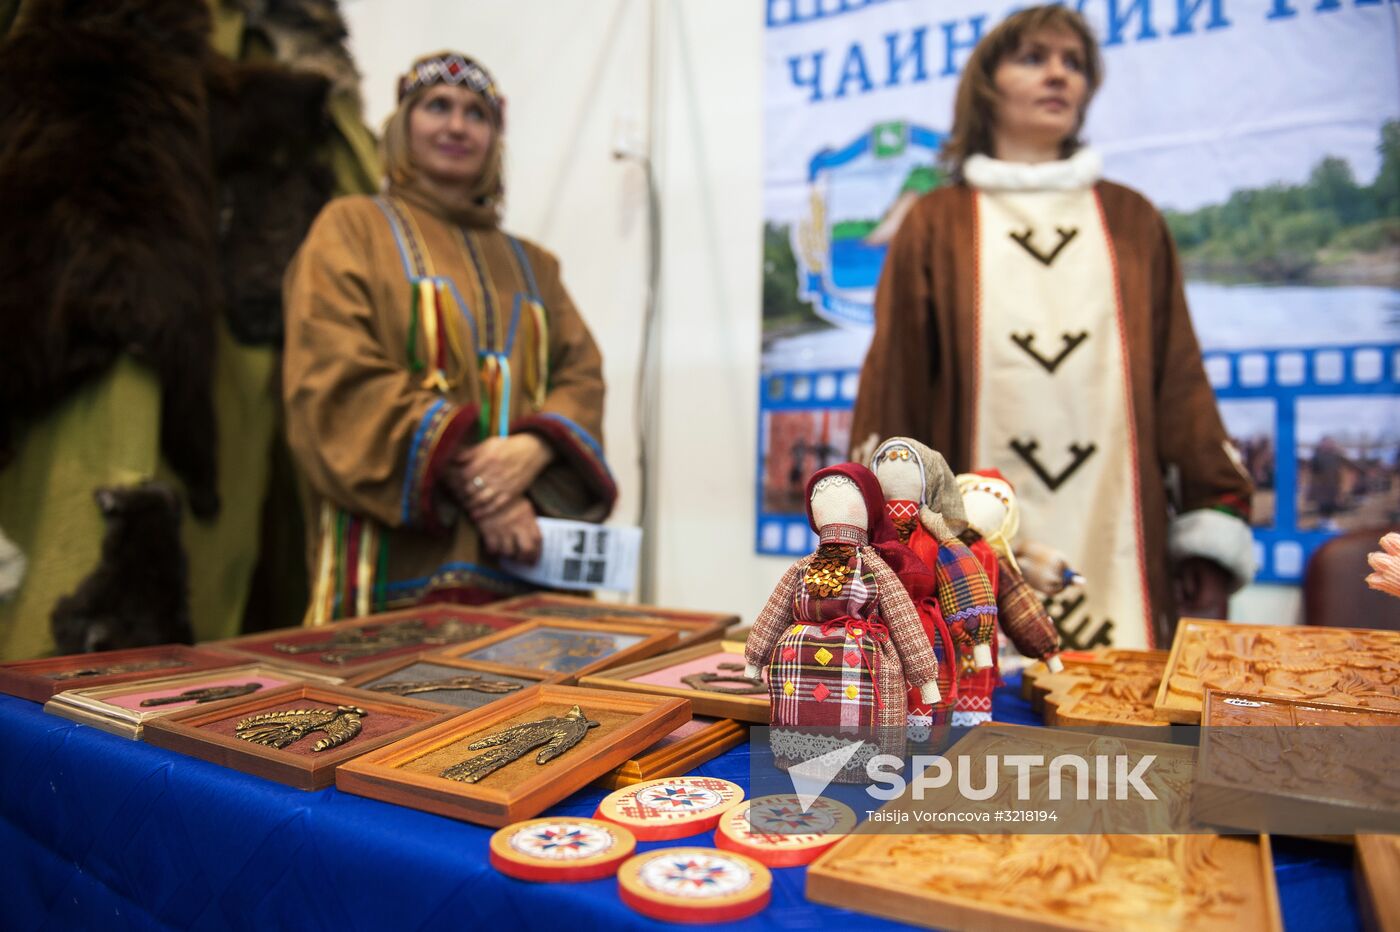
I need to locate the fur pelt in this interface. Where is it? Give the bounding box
[0,0,221,518]
[51,481,193,653]
[237,0,364,110]
[208,58,333,345]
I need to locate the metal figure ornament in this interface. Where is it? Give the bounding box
[681,662,766,695]
[235,705,366,752]
[139,682,263,706]
[272,618,493,664]
[440,704,599,783]
[368,675,523,697]
[48,658,186,680]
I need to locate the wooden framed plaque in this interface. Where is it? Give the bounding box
[213,605,525,678]
[490,593,737,643]
[143,683,456,790]
[336,685,690,827]
[595,716,748,790]
[1154,620,1400,724]
[344,655,559,712]
[1037,650,1169,728]
[43,663,341,740]
[578,639,768,723]
[431,618,678,684]
[0,644,245,702]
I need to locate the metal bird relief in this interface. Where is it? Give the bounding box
[139,682,263,706]
[234,704,367,752]
[439,704,599,783]
[368,675,522,697]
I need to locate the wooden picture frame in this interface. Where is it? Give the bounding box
[595,716,748,790]
[213,604,526,678]
[43,663,342,740]
[430,618,679,684]
[490,593,737,643]
[143,683,457,790]
[1192,690,1400,837]
[0,644,246,702]
[344,655,560,712]
[336,685,690,827]
[578,640,769,723]
[1154,620,1400,724]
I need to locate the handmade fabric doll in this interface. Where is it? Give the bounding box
[863,443,960,736]
[957,469,1064,674]
[870,438,998,727]
[745,463,940,781]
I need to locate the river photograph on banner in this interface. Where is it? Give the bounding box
[757,0,1400,608]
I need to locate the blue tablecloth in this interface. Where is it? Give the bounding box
[1,674,1357,931]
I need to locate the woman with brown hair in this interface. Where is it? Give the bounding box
[850,7,1254,649]
[282,52,615,623]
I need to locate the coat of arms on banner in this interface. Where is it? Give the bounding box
[794,121,946,329]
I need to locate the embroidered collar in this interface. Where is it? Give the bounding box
[963,148,1102,192]
[819,524,868,546]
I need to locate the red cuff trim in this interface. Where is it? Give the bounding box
[511,413,617,515]
[410,402,477,532]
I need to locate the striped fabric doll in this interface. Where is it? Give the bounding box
[957,470,1064,674]
[870,439,998,727]
[744,463,941,782]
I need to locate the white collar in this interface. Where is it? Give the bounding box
[963,148,1102,192]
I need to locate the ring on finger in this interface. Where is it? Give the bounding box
[471,476,486,491]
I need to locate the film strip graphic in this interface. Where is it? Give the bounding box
[757,344,1400,578]
[756,368,861,556]
[1206,343,1400,584]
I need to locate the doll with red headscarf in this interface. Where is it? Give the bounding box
[870,438,998,727]
[957,469,1063,673]
[745,463,941,780]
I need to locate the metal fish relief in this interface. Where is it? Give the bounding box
[273,618,494,664]
[440,704,599,783]
[235,704,366,752]
[369,675,523,697]
[139,682,263,706]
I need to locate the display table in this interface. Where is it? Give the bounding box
[1,674,1356,931]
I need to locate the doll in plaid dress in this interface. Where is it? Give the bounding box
[870,439,999,727]
[745,463,941,781]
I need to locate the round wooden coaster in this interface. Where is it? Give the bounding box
[618,847,771,924]
[713,794,857,867]
[489,817,636,882]
[595,776,745,840]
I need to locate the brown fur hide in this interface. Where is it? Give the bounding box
[0,0,221,518]
[208,59,333,346]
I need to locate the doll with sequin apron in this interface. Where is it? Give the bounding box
[957,469,1064,674]
[744,463,941,782]
[870,439,999,727]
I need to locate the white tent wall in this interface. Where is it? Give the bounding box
[341,0,785,624]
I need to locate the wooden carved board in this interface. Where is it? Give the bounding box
[1041,650,1170,728]
[1153,621,1400,724]
[1356,834,1400,932]
[807,722,1281,932]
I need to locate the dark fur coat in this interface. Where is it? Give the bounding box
[51,482,193,653]
[0,0,221,517]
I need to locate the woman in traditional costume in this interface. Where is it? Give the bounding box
[283,52,615,622]
[850,7,1253,650]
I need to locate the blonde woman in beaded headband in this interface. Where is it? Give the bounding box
[281,51,615,621]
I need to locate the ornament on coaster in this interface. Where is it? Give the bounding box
[618,847,771,924]
[870,440,997,726]
[714,794,857,867]
[489,817,635,882]
[744,463,942,780]
[958,469,1063,674]
[595,776,745,840]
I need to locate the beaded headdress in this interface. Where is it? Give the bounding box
[397,51,501,116]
